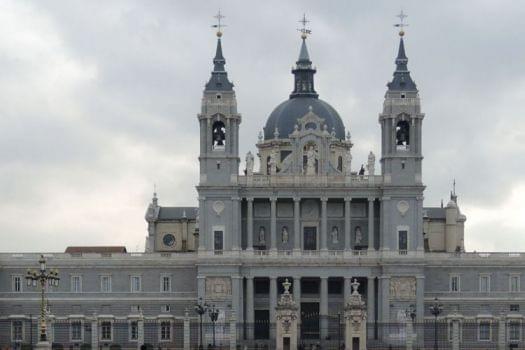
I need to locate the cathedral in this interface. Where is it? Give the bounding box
[0,14,522,350]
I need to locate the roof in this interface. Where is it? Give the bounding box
[387,37,417,92]
[158,206,198,220]
[65,246,127,254]
[264,97,345,140]
[423,207,446,220]
[205,38,234,92]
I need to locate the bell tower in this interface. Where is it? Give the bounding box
[379,25,424,186]
[198,22,241,186]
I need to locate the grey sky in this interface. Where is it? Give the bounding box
[1,0,524,252]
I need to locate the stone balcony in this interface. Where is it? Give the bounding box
[237,174,383,187]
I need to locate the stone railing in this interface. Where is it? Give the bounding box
[424,252,525,260]
[237,174,383,187]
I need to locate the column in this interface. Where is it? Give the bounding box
[497,316,506,350]
[229,312,237,350]
[183,312,190,350]
[198,197,206,252]
[344,197,352,250]
[451,319,460,350]
[320,277,328,340]
[367,277,375,324]
[416,196,424,251]
[344,277,352,303]
[232,276,243,322]
[368,198,375,251]
[321,197,328,250]
[293,197,301,251]
[379,276,390,323]
[270,198,277,251]
[269,277,277,340]
[232,197,240,250]
[247,198,254,251]
[137,316,144,350]
[416,276,425,323]
[293,277,301,318]
[381,197,390,251]
[246,277,255,339]
[91,315,98,350]
[197,275,206,301]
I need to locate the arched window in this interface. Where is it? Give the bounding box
[337,156,343,172]
[266,156,271,175]
[212,120,226,149]
[396,120,410,148]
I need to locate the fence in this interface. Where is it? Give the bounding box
[1,318,524,349]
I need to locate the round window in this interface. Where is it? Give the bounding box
[163,234,176,247]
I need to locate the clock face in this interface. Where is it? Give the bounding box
[163,234,176,247]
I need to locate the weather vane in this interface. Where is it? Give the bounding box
[297,13,312,39]
[212,10,226,37]
[394,10,408,36]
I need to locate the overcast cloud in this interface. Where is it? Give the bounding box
[1,0,524,252]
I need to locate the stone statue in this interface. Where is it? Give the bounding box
[344,149,352,175]
[366,151,376,175]
[358,164,365,176]
[269,150,278,175]
[281,226,289,243]
[259,226,266,244]
[331,226,339,244]
[355,226,362,245]
[306,145,316,175]
[246,151,254,176]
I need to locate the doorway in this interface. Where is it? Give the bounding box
[301,302,319,339]
[303,226,317,250]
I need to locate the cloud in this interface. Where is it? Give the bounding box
[0,0,524,252]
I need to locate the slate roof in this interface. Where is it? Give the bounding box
[423,207,446,220]
[65,246,127,254]
[205,38,234,92]
[387,37,417,92]
[158,206,198,220]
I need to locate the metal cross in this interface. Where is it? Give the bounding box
[212,10,226,34]
[297,13,312,38]
[394,10,409,31]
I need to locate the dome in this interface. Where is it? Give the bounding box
[264,97,345,140]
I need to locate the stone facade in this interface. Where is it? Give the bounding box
[0,29,522,349]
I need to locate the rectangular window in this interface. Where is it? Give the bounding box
[161,276,171,292]
[510,304,520,312]
[510,275,520,292]
[254,279,269,294]
[13,276,22,292]
[71,321,82,341]
[509,322,521,341]
[100,322,112,341]
[480,275,490,292]
[101,275,112,293]
[450,275,460,292]
[479,321,491,341]
[131,276,141,292]
[130,321,138,341]
[12,320,23,341]
[398,230,408,251]
[71,275,82,293]
[214,230,224,251]
[161,305,171,313]
[160,321,171,341]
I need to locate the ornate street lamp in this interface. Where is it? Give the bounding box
[429,298,443,350]
[25,255,60,346]
[208,305,220,349]
[194,298,209,350]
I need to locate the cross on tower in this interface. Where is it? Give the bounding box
[394,10,409,36]
[297,13,312,39]
[212,10,226,36]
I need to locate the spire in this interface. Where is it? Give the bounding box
[205,11,233,92]
[290,14,318,98]
[387,11,417,92]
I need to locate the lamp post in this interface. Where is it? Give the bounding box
[25,255,60,349]
[194,298,209,350]
[429,298,443,350]
[208,305,219,349]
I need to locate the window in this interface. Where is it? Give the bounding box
[212,120,226,149]
[450,275,460,292]
[214,231,224,251]
[161,305,171,313]
[71,321,82,341]
[479,321,491,341]
[510,304,520,312]
[509,321,521,341]
[100,322,112,341]
[161,275,171,292]
[130,276,141,292]
[254,279,269,294]
[398,230,408,251]
[12,276,22,292]
[101,275,112,293]
[130,321,138,341]
[480,275,490,292]
[510,275,520,292]
[11,320,23,341]
[160,321,171,341]
[71,275,82,293]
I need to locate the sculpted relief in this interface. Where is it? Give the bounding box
[206,277,232,299]
[390,277,416,300]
